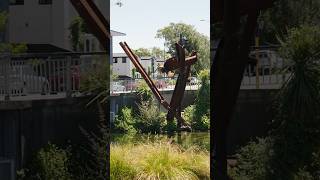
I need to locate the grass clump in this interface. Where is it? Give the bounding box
[110,141,210,180]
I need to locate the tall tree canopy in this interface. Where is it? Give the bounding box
[134,47,170,60]
[156,23,210,73]
[261,0,320,43]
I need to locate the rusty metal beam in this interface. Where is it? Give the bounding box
[167,44,194,129]
[162,54,197,73]
[120,42,170,109]
[70,0,110,50]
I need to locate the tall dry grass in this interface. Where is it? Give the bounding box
[110,141,210,180]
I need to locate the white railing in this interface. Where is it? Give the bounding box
[212,46,290,89]
[111,77,202,94]
[0,52,107,100]
[240,51,290,89]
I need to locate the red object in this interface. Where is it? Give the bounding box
[49,66,80,92]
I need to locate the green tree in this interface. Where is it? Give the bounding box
[261,0,320,43]
[69,16,89,51]
[194,69,210,130]
[133,48,151,57]
[156,23,210,73]
[150,46,170,60]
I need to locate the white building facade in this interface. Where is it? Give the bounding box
[112,53,162,79]
[8,0,108,52]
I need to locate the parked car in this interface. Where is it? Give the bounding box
[111,81,126,92]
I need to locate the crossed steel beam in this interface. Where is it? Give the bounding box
[70,0,110,50]
[120,42,197,130]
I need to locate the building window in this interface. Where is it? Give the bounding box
[122,57,126,63]
[39,0,52,4]
[10,0,24,5]
[113,58,118,63]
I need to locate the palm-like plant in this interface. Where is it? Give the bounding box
[270,25,320,179]
[277,25,320,121]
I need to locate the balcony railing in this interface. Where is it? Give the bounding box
[111,77,202,94]
[0,52,107,100]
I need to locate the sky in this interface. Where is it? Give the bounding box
[110,0,210,53]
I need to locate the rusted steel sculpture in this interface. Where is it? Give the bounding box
[70,0,110,50]
[120,42,197,130]
[212,0,275,179]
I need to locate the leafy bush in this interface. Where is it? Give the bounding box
[183,105,195,125]
[113,107,136,133]
[135,102,166,133]
[228,138,273,180]
[269,25,320,179]
[231,26,320,180]
[193,69,210,130]
[27,143,72,180]
[136,81,153,103]
[163,118,177,133]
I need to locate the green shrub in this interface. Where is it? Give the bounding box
[199,115,210,130]
[135,102,166,133]
[229,138,273,180]
[183,105,195,125]
[28,143,72,180]
[136,81,153,103]
[193,69,210,131]
[269,25,320,179]
[163,118,177,133]
[183,105,210,131]
[113,107,136,134]
[293,168,313,180]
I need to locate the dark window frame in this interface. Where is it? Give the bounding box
[10,0,24,5]
[122,57,126,63]
[113,58,118,63]
[39,0,52,5]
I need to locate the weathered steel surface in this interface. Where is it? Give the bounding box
[70,0,110,50]
[167,44,193,129]
[161,55,197,73]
